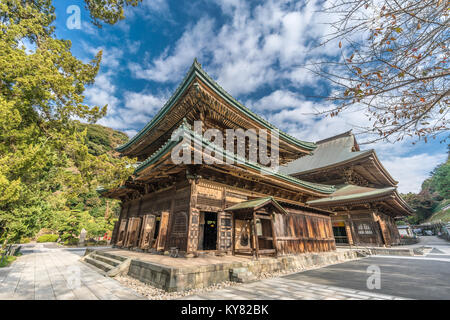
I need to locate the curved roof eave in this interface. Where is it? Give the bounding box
[291,149,398,186]
[133,126,335,195]
[307,186,396,205]
[116,60,316,154]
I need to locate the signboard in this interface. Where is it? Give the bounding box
[333,221,346,227]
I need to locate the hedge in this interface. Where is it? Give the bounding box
[36,234,59,243]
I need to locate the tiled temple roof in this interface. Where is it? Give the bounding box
[133,122,336,194]
[116,59,316,155]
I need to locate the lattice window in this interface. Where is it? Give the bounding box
[197,195,223,208]
[171,212,187,237]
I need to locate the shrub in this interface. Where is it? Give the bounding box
[0,256,16,268]
[36,234,59,243]
[64,238,79,246]
[20,238,31,244]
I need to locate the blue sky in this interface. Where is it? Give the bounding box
[53,0,447,193]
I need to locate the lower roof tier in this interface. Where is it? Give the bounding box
[307,184,413,217]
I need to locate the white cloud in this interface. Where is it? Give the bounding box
[86,46,124,69]
[123,91,167,115]
[130,17,215,82]
[129,0,339,95]
[247,89,370,142]
[97,91,167,131]
[382,153,447,194]
[124,0,172,22]
[124,129,138,138]
[84,71,119,114]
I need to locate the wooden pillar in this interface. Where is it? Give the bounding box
[187,182,199,253]
[375,211,390,247]
[252,210,259,259]
[270,209,278,255]
[371,211,385,247]
[344,220,353,245]
[232,212,235,256]
[347,212,358,246]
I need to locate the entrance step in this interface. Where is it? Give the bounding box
[95,250,128,262]
[81,250,131,277]
[230,267,257,283]
[84,256,114,273]
[90,253,122,267]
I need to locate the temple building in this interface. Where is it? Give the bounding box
[282,131,413,246]
[102,60,412,256]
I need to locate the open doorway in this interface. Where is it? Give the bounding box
[153,217,161,242]
[202,212,217,250]
[333,226,348,244]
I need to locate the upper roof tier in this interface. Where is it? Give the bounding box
[281,130,397,187]
[116,59,317,163]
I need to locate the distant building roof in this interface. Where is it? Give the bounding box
[280,130,397,186]
[281,131,371,175]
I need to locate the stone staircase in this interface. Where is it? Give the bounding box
[82,250,131,277]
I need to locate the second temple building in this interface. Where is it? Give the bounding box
[102,60,413,258]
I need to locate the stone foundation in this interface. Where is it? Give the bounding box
[125,250,357,292]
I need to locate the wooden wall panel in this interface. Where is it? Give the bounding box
[115,219,128,246]
[165,186,191,252]
[128,199,141,217]
[157,211,169,251]
[139,214,156,249]
[124,217,141,248]
[166,211,188,251]
[273,208,335,254]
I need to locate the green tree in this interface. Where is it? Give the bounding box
[0,0,139,243]
[402,147,449,224]
[316,0,449,143]
[430,148,450,198]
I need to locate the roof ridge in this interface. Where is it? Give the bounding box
[315,130,353,145]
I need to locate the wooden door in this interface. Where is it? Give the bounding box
[116,219,127,246]
[218,212,233,252]
[139,214,156,249]
[125,217,141,248]
[157,211,169,251]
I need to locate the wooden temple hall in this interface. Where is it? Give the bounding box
[282,131,414,247]
[102,60,412,258]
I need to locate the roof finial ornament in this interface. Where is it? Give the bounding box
[193,57,201,68]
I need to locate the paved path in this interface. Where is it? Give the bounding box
[183,277,407,300]
[2,236,449,300]
[184,236,450,300]
[0,244,144,300]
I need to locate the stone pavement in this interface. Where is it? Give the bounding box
[0,244,144,300]
[182,277,408,300]
[280,236,450,300]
